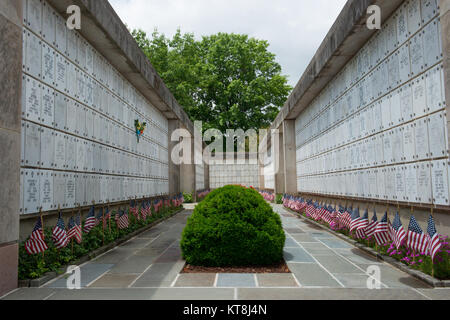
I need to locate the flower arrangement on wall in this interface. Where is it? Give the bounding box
[135,119,147,143]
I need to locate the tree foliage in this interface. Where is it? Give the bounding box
[132,29,292,133]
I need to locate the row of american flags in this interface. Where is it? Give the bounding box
[259,190,275,202]
[24,194,184,255]
[282,195,444,262]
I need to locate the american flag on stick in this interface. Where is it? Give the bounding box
[349,208,361,232]
[83,206,96,234]
[355,209,369,239]
[52,212,69,249]
[365,211,378,239]
[391,212,407,250]
[25,217,48,255]
[407,215,429,254]
[117,210,129,230]
[340,207,352,229]
[374,212,391,245]
[427,214,442,262]
[68,214,82,244]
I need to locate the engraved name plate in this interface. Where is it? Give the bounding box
[25,121,41,167]
[423,18,441,68]
[27,0,42,35]
[55,53,67,92]
[41,43,55,86]
[403,123,416,162]
[431,160,449,205]
[427,112,447,159]
[24,75,41,123]
[53,132,66,169]
[40,126,54,169]
[409,32,424,76]
[417,161,432,203]
[41,85,54,126]
[55,14,67,52]
[65,173,76,208]
[412,75,427,118]
[53,171,65,208]
[39,170,54,211]
[426,65,443,113]
[23,168,40,214]
[405,163,418,203]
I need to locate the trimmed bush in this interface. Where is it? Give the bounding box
[180,185,285,266]
[183,192,193,203]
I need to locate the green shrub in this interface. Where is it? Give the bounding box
[183,193,193,203]
[180,185,285,267]
[276,194,283,204]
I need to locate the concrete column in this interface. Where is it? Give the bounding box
[168,120,180,196]
[440,0,450,149]
[180,136,196,201]
[258,165,265,190]
[0,0,22,296]
[283,120,297,194]
[274,131,285,195]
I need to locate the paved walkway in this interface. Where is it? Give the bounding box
[2,205,450,300]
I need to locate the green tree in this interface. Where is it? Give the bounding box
[132,29,292,134]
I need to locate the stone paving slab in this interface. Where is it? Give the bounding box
[284,237,300,248]
[89,274,138,288]
[334,248,383,265]
[119,238,155,249]
[216,274,256,288]
[174,274,216,287]
[256,274,299,288]
[312,254,362,274]
[290,234,319,243]
[236,288,430,300]
[417,288,450,300]
[333,274,377,288]
[288,263,341,287]
[45,264,114,288]
[46,288,234,300]
[284,247,315,263]
[284,228,305,234]
[2,288,57,300]
[132,261,185,288]
[108,255,155,274]
[154,247,182,263]
[91,247,136,264]
[318,238,353,249]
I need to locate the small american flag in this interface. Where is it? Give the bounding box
[95,208,104,227]
[374,212,391,245]
[365,211,378,239]
[391,212,407,250]
[25,217,48,255]
[83,206,96,233]
[427,215,442,262]
[355,209,369,239]
[52,212,69,249]
[68,215,82,244]
[340,207,353,229]
[117,210,129,230]
[349,208,361,232]
[407,215,429,254]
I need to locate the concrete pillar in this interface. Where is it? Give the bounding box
[440,0,450,150]
[168,120,180,196]
[180,135,196,201]
[0,0,22,296]
[283,120,297,194]
[274,131,285,195]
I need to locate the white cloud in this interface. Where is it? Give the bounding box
[109,0,347,87]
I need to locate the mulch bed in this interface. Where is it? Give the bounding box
[181,260,291,274]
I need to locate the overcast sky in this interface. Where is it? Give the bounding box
[109,0,347,88]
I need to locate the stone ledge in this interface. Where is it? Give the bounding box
[284,207,450,288]
[19,208,185,288]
